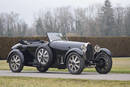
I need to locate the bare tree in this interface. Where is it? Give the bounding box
[114,7,126,36]
[0,12,27,37]
[124,7,130,36]
[54,7,74,35]
[0,15,4,36]
[35,10,55,36]
[34,2,130,37]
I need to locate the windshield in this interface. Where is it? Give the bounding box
[47,32,66,42]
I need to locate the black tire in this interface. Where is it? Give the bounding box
[36,66,48,72]
[66,52,85,74]
[35,45,53,68]
[9,52,24,72]
[95,52,112,74]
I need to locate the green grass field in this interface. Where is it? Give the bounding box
[0,57,130,73]
[0,76,130,87]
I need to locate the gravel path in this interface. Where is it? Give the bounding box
[0,70,130,81]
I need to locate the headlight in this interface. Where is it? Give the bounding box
[81,43,90,52]
[94,45,100,52]
[81,44,87,52]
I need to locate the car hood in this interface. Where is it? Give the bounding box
[49,40,88,50]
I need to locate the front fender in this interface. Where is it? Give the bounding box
[7,49,24,63]
[98,48,112,57]
[64,48,84,62]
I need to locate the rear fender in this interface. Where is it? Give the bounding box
[7,49,24,63]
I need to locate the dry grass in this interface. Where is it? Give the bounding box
[0,76,130,87]
[0,57,130,73]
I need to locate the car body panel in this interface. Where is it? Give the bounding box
[7,49,24,63]
[49,40,85,51]
[100,48,112,56]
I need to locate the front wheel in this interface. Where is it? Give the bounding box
[95,52,112,74]
[66,52,85,74]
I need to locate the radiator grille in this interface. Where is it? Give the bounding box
[86,44,94,61]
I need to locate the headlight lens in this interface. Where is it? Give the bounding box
[94,45,100,52]
[81,44,87,52]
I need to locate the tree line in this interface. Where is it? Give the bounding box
[0,0,130,37]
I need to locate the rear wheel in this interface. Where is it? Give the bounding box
[95,52,112,74]
[67,52,85,74]
[36,66,48,72]
[9,52,24,72]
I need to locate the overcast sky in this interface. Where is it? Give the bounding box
[0,0,130,26]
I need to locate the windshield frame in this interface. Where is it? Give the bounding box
[47,32,66,42]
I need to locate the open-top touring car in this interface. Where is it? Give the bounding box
[7,33,112,74]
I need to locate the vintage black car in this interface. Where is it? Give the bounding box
[7,33,112,74]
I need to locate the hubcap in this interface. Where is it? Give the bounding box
[37,48,49,65]
[10,54,21,71]
[68,55,80,72]
[99,59,105,67]
[97,55,110,71]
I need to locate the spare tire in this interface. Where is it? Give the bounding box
[35,45,53,68]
